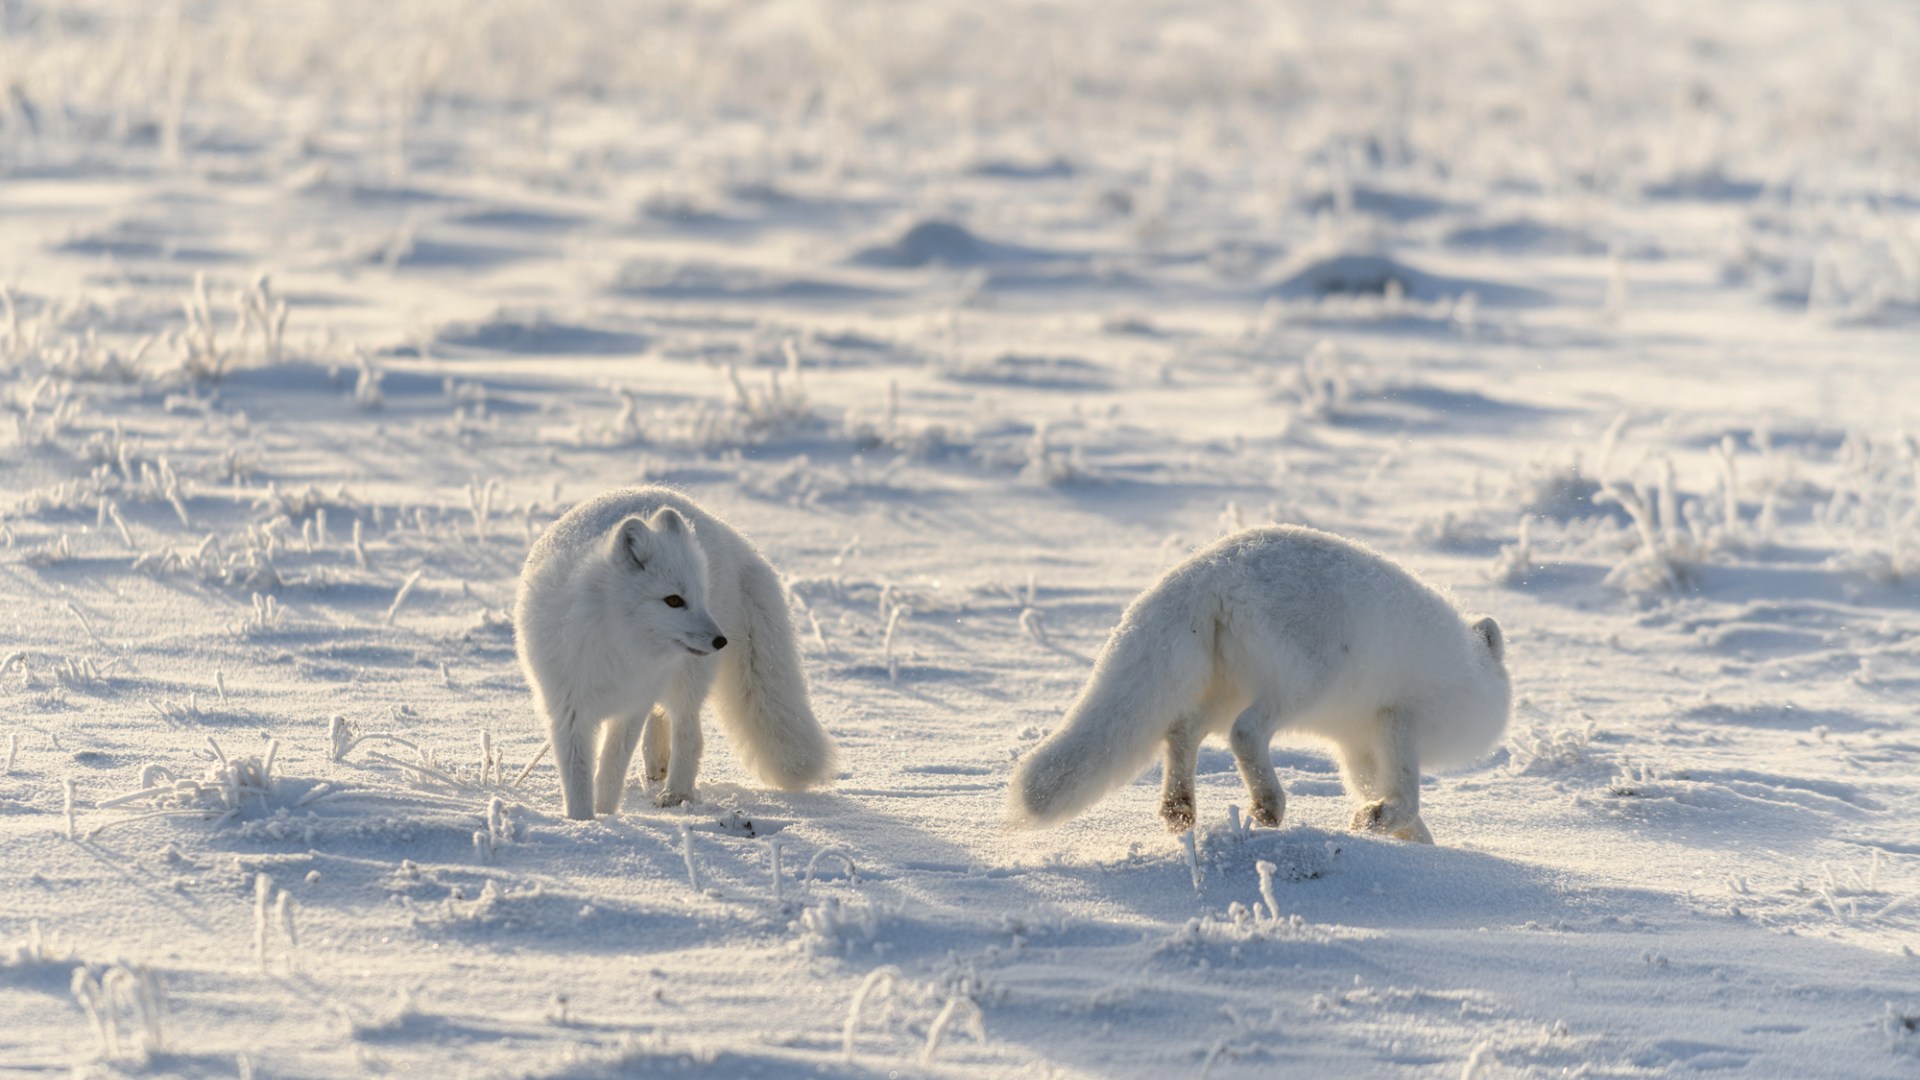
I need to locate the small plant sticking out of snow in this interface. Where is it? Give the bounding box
[1017,421,1087,485]
[844,379,958,459]
[881,604,906,682]
[796,895,883,957]
[476,732,501,785]
[385,569,426,625]
[1606,759,1671,798]
[246,873,300,974]
[72,963,167,1063]
[4,921,73,969]
[1292,339,1352,419]
[465,478,501,544]
[1595,482,1695,594]
[679,822,703,893]
[842,966,901,1062]
[53,655,127,692]
[473,797,514,861]
[1017,606,1049,647]
[804,848,859,890]
[920,993,988,1067]
[235,592,284,637]
[1411,510,1484,551]
[1821,433,1919,584]
[175,272,235,382]
[766,837,788,906]
[720,341,814,437]
[22,531,76,567]
[1179,829,1204,893]
[1254,860,1283,922]
[92,737,279,833]
[146,693,203,727]
[351,349,385,409]
[1487,517,1536,585]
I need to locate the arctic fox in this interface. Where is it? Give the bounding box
[515,487,838,820]
[1007,526,1509,843]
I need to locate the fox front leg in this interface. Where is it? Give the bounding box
[639,707,670,783]
[1348,706,1434,844]
[548,707,598,821]
[656,662,717,808]
[593,710,650,814]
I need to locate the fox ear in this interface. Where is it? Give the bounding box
[648,506,690,536]
[611,516,651,570]
[1471,616,1505,662]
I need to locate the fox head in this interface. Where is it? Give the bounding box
[606,507,729,657]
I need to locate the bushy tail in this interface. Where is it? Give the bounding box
[712,560,839,790]
[1007,590,1216,828]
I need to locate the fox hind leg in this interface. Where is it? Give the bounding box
[1229,701,1285,828]
[1159,714,1204,833]
[1348,706,1434,844]
[657,662,717,808]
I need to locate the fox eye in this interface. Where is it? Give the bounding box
[663,595,686,609]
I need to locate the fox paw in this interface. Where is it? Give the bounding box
[654,789,693,808]
[1352,801,1434,843]
[1160,796,1196,833]
[1249,800,1282,828]
[1352,800,1413,835]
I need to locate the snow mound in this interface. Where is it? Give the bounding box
[1643,169,1769,202]
[1194,825,1337,885]
[1299,185,1455,221]
[613,261,883,301]
[435,314,647,356]
[453,208,584,233]
[1444,218,1606,255]
[848,220,1045,268]
[942,353,1111,391]
[966,156,1077,180]
[1268,251,1545,306]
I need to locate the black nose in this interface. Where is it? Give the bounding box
[711,636,728,650]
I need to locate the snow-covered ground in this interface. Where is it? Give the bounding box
[4,1,1920,1075]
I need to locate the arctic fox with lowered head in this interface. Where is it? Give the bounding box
[1008,526,1509,843]
[515,487,837,820]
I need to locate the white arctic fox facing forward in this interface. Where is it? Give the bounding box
[1008,526,1509,843]
[515,487,837,820]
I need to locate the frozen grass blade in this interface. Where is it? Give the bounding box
[920,993,986,1066]
[842,966,900,1062]
[679,822,702,893]
[385,569,426,625]
[1256,860,1281,921]
[804,848,858,889]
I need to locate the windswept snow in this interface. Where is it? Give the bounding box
[3,0,1920,1077]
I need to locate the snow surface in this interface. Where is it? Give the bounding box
[3,0,1920,1076]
